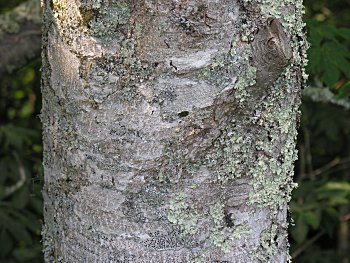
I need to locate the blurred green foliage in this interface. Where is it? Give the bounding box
[307,20,350,90]
[1,0,44,261]
[290,1,350,262]
[0,0,350,262]
[0,56,43,262]
[0,0,25,13]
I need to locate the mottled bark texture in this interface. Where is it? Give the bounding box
[41,0,307,262]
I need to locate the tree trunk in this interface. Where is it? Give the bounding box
[41,0,307,262]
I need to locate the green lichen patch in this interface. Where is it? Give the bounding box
[209,228,232,253]
[204,83,256,181]
[198,51,239,88]
[167,193,199,235]
[232,46,256,103]
[202,44,258,183]
[89,2,131,44]
[209,224,251,254]
[209,202,225,226]
[248,157,296,211]
[134,22,143,40]
[188,255,206,263]
[119,39,138,67]
[231,224,251,240]
[241,0,304,24]
[208,203,251,253]
[208,203,230,251]
[251,224,281,262]
[213,125,254,182]
[246,77,299,211]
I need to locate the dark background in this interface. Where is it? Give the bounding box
[0,0,350,262]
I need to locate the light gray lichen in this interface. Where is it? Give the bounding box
[188,255,206,263]
[167,193,199,235]
[208,203,251,253]
[251,224,280,261]
[89,2,131,43]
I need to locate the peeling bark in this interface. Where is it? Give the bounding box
[41,0,307,262]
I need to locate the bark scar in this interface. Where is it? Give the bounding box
[251,18,293,90]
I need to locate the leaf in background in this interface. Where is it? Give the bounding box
[291,215,309,244]
[322,41,350,84]
[330,53,350,79]
[320,181,350,192]
[321,207,340,237]
[336,28,350,40]
[308,27,323,46]
[13,91,25,100]
[13,246,42,262]
[0,185,5,199]
[303,211,321,230]
[307,46,322,73]
[21,68,35,86]
[0,211,32,244]
[0,125,37,151]
[19,102,33,118]
[317,24,338,42]
[0,229,13,258]
[317,182,350,204]
[321,60,340,87]
[307,20,350,90]
[307,21,337,46]
[11,187,29,210]
[29,197,43,216]
[289,201,302,213]
[337,81,350,99]
[297,246,342,263]
[8,210,41,235]
[292,181,317,199]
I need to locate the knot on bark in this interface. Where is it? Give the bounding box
[251,18,293,89]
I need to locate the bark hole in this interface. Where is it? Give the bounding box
[224,211,234,228]
[178,111,189,118]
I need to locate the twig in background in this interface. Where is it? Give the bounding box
[3,151,26,198]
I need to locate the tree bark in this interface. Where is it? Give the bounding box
[41,0,307,262]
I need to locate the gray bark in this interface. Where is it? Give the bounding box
[41,0,307,262]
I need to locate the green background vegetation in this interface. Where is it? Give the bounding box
[0,0,350,262]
